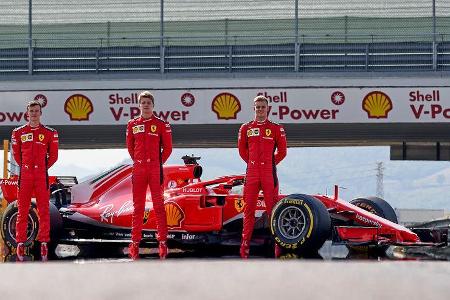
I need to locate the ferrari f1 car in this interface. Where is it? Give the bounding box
[0,156,447,258]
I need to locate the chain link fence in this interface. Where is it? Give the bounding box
[1,0,449,47]
[0,1,449,73]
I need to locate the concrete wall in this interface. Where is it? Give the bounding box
[395,208,446,225]
[1,73,450,91]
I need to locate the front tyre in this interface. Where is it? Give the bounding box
[347,196,398,254]
[350,196,398,224]
[270,194,331,255]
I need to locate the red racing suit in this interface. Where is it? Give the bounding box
[11,124,59,244]
[238,119,287,244]
[126,115,172,243]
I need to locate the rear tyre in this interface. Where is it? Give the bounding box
[350,196,398,223]
[270,194,331,255]
[49,202,62,241]
[1,201,62,259]
[1,201,39,249]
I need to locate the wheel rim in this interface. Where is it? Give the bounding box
[8,211,36,243]
[277,206,307,240]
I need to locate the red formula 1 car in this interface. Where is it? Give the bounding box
[0,156,447,259]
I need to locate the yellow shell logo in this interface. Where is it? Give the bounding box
[151,125,157,133]
[265,129,272,136]
[211,93,241,120]
[64,94,94,121]
[235,198,245,213]
[38,134,44,141]
[165,202,185,228]
[362,91,393,119]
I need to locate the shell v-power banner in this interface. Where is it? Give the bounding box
[0,88,448,125]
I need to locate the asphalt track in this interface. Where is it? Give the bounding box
[1,242,450,299]
[0,259,449,300]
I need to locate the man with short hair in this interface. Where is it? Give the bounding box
[126,91,173,260]
[11,100,59,261]
[238,95,287,259]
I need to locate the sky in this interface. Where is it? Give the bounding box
[3,146,449,211]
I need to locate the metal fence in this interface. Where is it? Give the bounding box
[0,0,449,74]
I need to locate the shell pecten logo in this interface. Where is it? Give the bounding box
[211,93,241,120]
[64,94,94,121]
[165,202,185,228]
[362,91,393,119]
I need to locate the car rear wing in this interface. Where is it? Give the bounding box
[0,175,78,203]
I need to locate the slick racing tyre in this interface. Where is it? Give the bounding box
[1,201,39,249]
[350,196,398,224]
[270,194,331,255]
[1,201,61,256]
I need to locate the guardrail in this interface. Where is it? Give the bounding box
[1,36,449,75]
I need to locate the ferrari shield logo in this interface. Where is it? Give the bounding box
[38,134,45,141]
[150,125,157,133]
[143,210,150,224]
[265,129,272,136]
[235,198,245,213]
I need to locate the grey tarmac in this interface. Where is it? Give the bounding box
[0,260,449,300]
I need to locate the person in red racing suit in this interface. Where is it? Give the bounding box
[126,91,173,260]
[11,100,59,262]
[238,95,287,259]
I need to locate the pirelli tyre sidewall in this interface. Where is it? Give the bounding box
[270,194,331,254]
[350,196,398,224]
[1,201,39,249]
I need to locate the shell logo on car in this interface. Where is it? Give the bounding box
[165,202,185,228]
[211,93,241,120]
[362,91,393,119]
[64,94,94,121]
